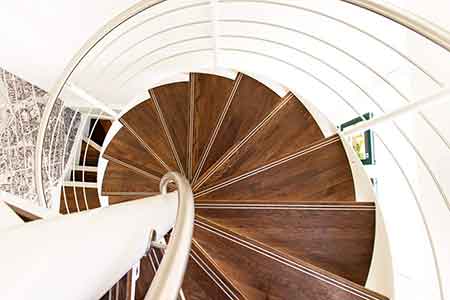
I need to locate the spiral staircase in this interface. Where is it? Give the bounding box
[76,72,383,300]
[3,1,450,300]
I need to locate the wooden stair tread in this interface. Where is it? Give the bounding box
[103,126,166,178]
[200,93,324,190]
[135,250,163,300]
[195,200,375,206]
[102,160,159,195]
[149,82,189,176]
[194,216,387,300]
[89,119,112,146]
[194,74,284,184]
[190,73,235,181]
[182,240,247,300]
[103,193,158,205]
[196,201,376,285]
[182,259,217,300]
[60,186,100,214]
[98,71,386,300]
[79,140,100,166]
[120,99,178,172]
[135,256,156,300]
[196,135,355,202]
[70,170,97,182]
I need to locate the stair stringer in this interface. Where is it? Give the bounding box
[340,133,394,298]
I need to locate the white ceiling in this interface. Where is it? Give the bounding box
[0,0,139,91]
[0,0,448,92]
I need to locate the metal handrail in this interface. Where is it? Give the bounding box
[144,172,194,300]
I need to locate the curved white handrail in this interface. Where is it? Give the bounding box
[145,172,194,300]
[342,0,450,52]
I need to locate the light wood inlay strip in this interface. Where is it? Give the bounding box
[149,90,186,177]
[120,119,171,172]
[190,253,238,300]
[193,92,295,191]
[195,203,375,211]
[125,270,133,300]
[195,218,382,300]
[190,240,243,300]
[192,73,243,184]
[188,73,196,180]
[195,135,340,198]
[114,283,119,300]
[103,154,160,183]
[102,192,158,196]
[151,248,161,267]
[147,253,157,273]
[83,137,102,152]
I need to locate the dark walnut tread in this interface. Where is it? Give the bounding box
[70,170,97,182]
[105,193,159,205]
[197,92,324,190]
[194,217,387,300]
[135,249,164,300]
[99,71,388,300]
[60,187,101,214]
[89,119,112,146]
[194,73,285,186]
[102,160,159,196]
[190,73,235,181]
[103,125,166,178]
[182,240,247,300]
[120,98,179,172]
[196,201,375,285]
[195,134,355,202]
[79,140,101,166]
[149,82,189,176]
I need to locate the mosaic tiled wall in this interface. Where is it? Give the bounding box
[0,67,80,207]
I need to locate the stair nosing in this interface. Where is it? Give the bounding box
[193,92,295,191]
[187,73,197,181]
[63,181,97,188]
[120,118,172,172]
[103,154,161,183]
[192,73,244,184]
[149,89,186,177]
[195,201,375,210]
[195,216,386,300]
[194,134,341,198]
[82,137,102,152]
[72,165,98,172]
[191,240,247,300]
[102,191,158,196]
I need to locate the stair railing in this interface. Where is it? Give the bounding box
[145,171,194,300]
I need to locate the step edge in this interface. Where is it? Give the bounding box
[119,117,172,172]
[194,216,387,300]
[191,73,244,184]
[194,134,341,198]
[191,240,248,300]
[193,91,295,191]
